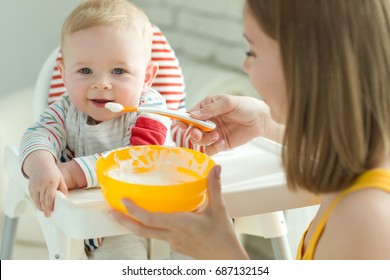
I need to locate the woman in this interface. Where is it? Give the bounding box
[111,0,390,259]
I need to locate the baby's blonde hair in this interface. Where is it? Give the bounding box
[61,0,153,59]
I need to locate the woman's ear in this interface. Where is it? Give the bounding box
[143,61,159,89]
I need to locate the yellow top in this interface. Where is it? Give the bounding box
[296,169,390,260]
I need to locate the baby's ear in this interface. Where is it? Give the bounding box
[144,61,159,89]
[56,59,66,83]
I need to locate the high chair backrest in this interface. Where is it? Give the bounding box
[33,46,61,121]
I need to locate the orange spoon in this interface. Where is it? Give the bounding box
[105,102,216,132]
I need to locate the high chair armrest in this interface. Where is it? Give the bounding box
[4,145,130,239]
[0,87,35,214]
[3,146,23,184]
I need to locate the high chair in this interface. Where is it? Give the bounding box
[0,45,320,260]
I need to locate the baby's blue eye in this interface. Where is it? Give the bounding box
[113,68,125,74]
[79,68,92,74]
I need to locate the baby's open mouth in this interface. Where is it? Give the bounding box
[90,99,113,108]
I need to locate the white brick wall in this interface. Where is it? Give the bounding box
[132,0,246,73]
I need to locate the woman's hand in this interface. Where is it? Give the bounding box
[184,94,284,155]
[110,165,249,260]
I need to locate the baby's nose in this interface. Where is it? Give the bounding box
[92,77,112,90]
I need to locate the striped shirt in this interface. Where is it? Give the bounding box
[20,89,173,188]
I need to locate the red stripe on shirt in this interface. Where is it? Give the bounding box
[48,107,65,127]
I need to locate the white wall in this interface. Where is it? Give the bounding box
[0,0,249,98]
[132,0,246,72]
[131,0,258,104]
[0,0,81,98]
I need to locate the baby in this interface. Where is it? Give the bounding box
[20,0,172,259]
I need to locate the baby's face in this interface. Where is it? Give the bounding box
[59,24,150,122]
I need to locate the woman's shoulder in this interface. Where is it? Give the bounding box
[321,188,390,259]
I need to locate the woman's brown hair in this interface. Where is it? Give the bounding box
[246,0,390,193]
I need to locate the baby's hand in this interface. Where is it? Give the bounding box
[23,150,68,217]
[57,160,87,189]
[28,165,68,217]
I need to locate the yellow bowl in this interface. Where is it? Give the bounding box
[97,145,215,213]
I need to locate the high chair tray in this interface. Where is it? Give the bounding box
[4,138,319,239]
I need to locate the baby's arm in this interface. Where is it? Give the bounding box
[22,150,68,217]
[20,95,71,216]
[57,159,87,189]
